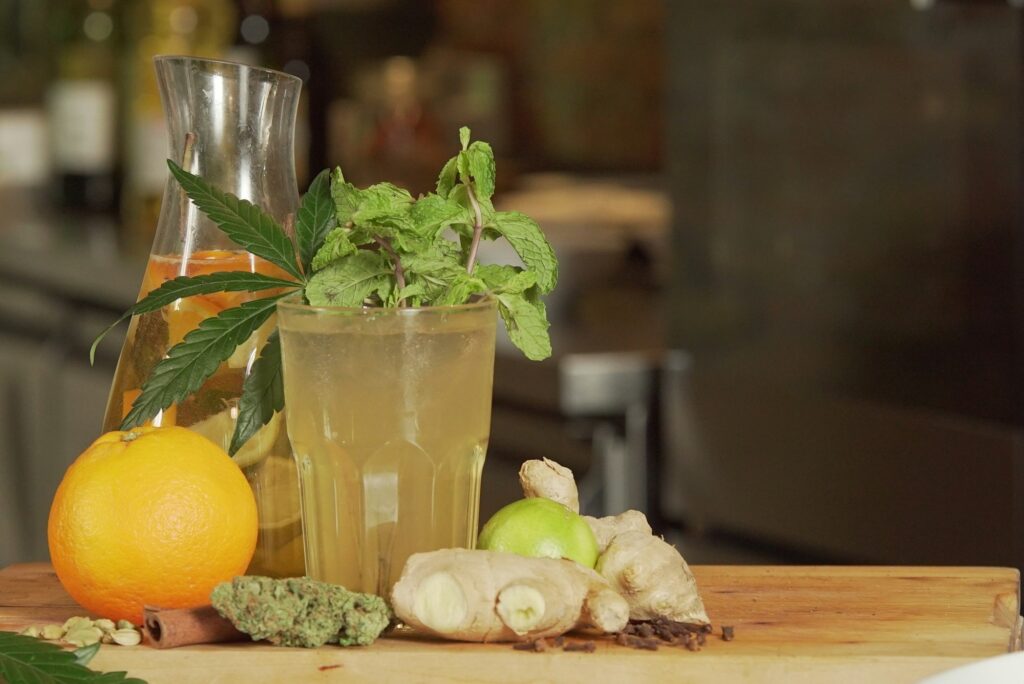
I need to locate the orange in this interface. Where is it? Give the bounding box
[48,426,258,623]
[165,296,222,347]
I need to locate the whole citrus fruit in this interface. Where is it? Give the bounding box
[48,426,258,623]
[477,498,599,568]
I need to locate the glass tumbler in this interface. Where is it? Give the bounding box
[277,296,497,596]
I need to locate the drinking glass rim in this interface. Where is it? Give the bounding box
[153,55,301,86]
[277,291,496,316]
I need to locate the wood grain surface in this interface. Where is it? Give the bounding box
[0,563,1019,683]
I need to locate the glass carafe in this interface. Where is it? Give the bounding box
[102,56,305,578]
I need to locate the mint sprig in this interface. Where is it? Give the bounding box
[95,126,557,454]
[306,126,558,360]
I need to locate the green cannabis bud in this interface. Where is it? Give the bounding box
[210,576,392,648]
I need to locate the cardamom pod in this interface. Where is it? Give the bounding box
[64,625,103,647]
[111,628,141,646]
[94,618,116,633]
[62,616,93,632]
[40,624,65,640]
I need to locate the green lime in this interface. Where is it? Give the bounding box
[477,498,599,568]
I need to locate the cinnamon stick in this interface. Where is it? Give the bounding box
[143,605,246,649]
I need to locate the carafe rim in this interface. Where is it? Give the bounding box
[153,54,301,87]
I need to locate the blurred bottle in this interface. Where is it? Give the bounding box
[330,56,445,195]
[0,0,50,208]
[47,0,119,213]
[119,0,235,252]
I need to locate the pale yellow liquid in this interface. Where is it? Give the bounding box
[102,251,305,578]
[280,306,495,596]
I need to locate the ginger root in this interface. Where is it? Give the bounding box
[518,458,579,513]
[584,510,652,553]
[519,458,710,625]
[390,549,629,642]
[597,531,709,623]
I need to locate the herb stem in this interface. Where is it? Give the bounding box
[178,131,198,251]
[464,184,485,274]
[374,236,406,305]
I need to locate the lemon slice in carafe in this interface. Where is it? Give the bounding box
[187,409,283,470]
[248,455,303,535]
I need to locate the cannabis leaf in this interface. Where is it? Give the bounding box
[0,631,147,684]
[295,168,336,273]
[98,125,558,452]
[72,643,100,666]
[89,272,299,364]
[121,294,287,430]
[167,160,303,281]
[229,331,284,456]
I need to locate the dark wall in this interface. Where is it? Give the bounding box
[664,0,1024,567]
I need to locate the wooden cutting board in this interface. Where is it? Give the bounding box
[0,563,1019,684]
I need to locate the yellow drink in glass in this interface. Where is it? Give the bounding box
[277,296,497,595]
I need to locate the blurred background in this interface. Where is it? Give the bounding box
[1,0,1022,573]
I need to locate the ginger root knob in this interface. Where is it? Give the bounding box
[391,549,628,642]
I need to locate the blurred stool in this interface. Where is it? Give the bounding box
[559,351,660,517]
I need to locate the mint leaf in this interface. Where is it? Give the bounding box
[465,141,496,200]
[448,184,494,226]
[359,182,414,208]
[306,251,392,307]
[410,194,472,240]
[452,128,495,200]
[89,272,299,365]
[403,241,465,290]
[229,331,283,456]
[375,278,397,307]
[331,167,361,225]
[296,168,336,273]
[348,183,420,251]
[310,226,358,272]
[0,631,147,684]
[396,281,429,305]
[121,295,287,430]
[330,171,424,257]
[489,211,558,293]
[456,150,471,187]
[436,272,487,306]
[436,156,458,198]
[476,264,537,294]
[497,292,552,361]
[167,160,302,282]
